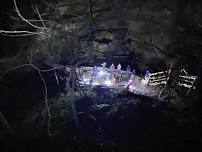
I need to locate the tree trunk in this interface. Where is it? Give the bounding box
[70,66,80,128]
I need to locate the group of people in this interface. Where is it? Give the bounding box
[101,63,135,74]
[92,63,137,84]
[83,62,151,87]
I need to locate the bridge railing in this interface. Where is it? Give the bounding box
[148,70,171,86]
[177,75,197,89]
[147,69,198,94]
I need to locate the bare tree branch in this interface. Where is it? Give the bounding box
[0,29,46,35]
[13,0,48,30]
[32,6,47,29]
[0,63,68,135]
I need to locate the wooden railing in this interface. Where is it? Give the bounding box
[148,69,197,94]
[148,70,171,86]
[177,74,197,94]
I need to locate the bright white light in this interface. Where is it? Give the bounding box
[129,85,135,90]
[105,80,112,86]
[92,81,99,86]
[99,70,105,76]
[141,79,148,85]
[82,78,90,85]
[129,79,133,83]
[83,78,88,82]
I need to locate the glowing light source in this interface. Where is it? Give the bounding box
[105,80,112,86]
[82,78,90,85]
[129,85,134,90]
[92,81,99,86]
[141,79,148,85]
[83,78,88,82]
[99,70,105,76]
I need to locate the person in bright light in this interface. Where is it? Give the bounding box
[126,65,131,74]
[110,63,115,74]
[117,63,121,71]
[124,73,134,89]
[112,74,116,83]
[93,66,98,80]
[124,78,133,89]
[101,62,107,68]
[144,70,151,79]
[143,70,151,85]
[101,62,107,71]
